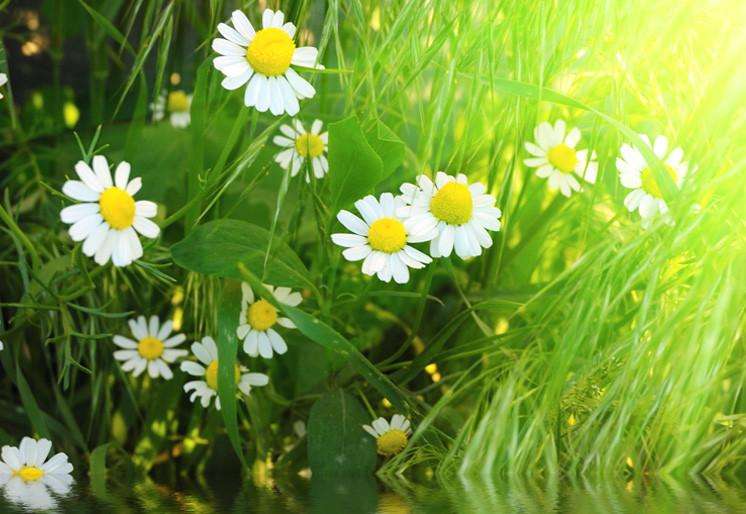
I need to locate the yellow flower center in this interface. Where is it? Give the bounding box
[430,182,473,225]
[376,429,408,457]
[640,165,678,198]
[246,28,295,76]
[547,143,578,173]
[15,466,44,482]
[205,360,241,391]
[137,336,164,360]
[247,299,278,331]
[367,218,407,253]
[167,90,189,112]
[295,133,325,158]
[99,187,136,230]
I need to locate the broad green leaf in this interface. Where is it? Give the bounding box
[327,116,384,211]
[239,266,414,414]
[171,219,313,291]
[307,390,376,476]
[366,121,405,180]
[215,282,247,467]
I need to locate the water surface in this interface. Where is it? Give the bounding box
[1,473,744,513]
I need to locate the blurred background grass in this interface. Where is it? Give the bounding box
[0,0,744,486]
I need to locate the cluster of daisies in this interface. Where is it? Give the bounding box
[524,119,690,226]
[331,174,503,283]
[111,281,304,410]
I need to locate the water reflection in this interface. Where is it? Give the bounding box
[0,472,743,513]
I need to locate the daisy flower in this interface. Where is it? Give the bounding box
[524,120,598,197]
[237,282,301,359]
[273,119,329,182]
[113,315,188,380]
[616,134,689,226]
[362,414,412,457]
[212,8,322,116]
[0,437,73,510]
[0,73,7,99]
[397,172,501,260]
[151,89,192,128]
[331,192,433,284]
[180,336,269,410]
[60,155,160,267]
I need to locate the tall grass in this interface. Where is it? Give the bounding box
[0,0,743,484]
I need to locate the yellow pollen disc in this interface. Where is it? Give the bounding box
[99,187,136,230]
[368,218,407,253]
[547,143,578,173]
[430,182,473,225]
[376,429,408,457]
[246,28,295,76]
[295,133,325,158]
[247,299,278,331]
[641,165,678,198]
[205,361,241,391]
[16,466,44,482]
[137,336,164,360]
[167,90,189,112]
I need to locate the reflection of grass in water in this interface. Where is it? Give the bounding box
[0,0,743,484]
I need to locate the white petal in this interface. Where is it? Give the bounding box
[337,210,369,235]
[218,22,249,46]
[92,155,113,188]
[114,162,131,189]
[291,47,319,68]
[74,161,103,192]
[212,37,245,56]
[135,200,158,218]
[284,68,315,99]
[231,10,256,40]
[69,214,103,242]
[62,181,99,202]
[133,216,160,239]
[60,203,99,224]
[222,69,253,90]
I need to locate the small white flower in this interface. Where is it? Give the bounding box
[180,336,268,410]
[273,119,329,182]
[237,282,301,359]
[616,134,689,226]
[212,8,322,116]
[524,120,598,197]
[151,89,192,128]
[332,192,433,284]
[0,437,73,511]
[113,315,187,380]
[397,172,501,260]
[362,414,412,457]
[0,340,3,352]
[60,155,160,267]
[0,73,7,100]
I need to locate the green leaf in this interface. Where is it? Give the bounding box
[89,443,110,494]
[307,390,376,476]
[327,116,384,211]
[15,365,51,439]
[171,219,314,291]
[215,282,247,468]
[365,121,405,180]
[238,266,414,414]
[77,0,134,55]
